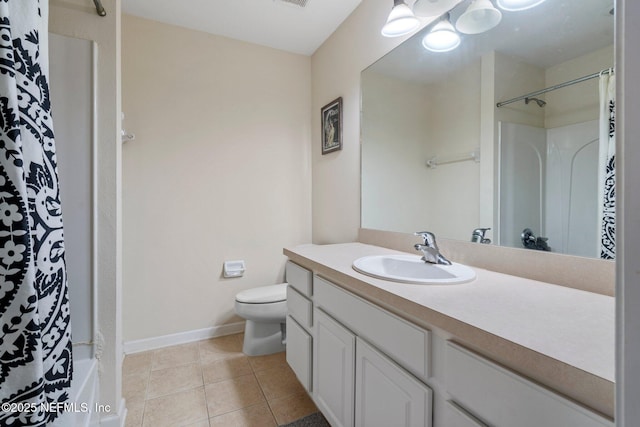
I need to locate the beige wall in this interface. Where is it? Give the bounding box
[310,0,441,244]
[50,0,123,422]
[122,15,311,342]
[426,61,482,240]
[361,64,481,240]
[361,72,432,232]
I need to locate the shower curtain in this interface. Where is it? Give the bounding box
[0,1,73,426]
[598,70,616,259]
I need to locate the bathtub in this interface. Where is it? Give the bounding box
[50,357,99,427]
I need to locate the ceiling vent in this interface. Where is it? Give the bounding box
[279,0,309,7]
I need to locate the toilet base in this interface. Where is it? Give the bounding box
[242,320,286,356]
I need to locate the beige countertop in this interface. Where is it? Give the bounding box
[284,242,615,418]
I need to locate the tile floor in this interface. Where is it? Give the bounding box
[123,333,318,427]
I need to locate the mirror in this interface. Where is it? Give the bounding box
[361,0,614,258]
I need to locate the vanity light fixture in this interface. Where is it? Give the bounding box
[422,13,461,52]
[412,0,460,18]
[495,0,546,12]
[381,0,420,37]
[455,0,502,34]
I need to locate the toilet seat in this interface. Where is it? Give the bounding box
[235,283,287,304]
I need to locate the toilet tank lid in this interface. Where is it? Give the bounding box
[235,283,288,304]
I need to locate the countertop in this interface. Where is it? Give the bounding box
[284,242,615,418]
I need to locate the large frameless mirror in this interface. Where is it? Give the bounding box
[361,0,615,258]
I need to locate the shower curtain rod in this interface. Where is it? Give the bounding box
[496,67,613,108]
[93,0,107,17]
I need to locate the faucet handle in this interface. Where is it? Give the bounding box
[413,232,452,265]
[414,231,436,246]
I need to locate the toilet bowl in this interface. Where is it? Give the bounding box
[235,283,288,356]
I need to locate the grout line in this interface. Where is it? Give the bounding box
[199,345,213,424]
[255,372,280,426]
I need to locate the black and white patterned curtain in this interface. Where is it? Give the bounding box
[598,70,615,260]
[0,1,73,426]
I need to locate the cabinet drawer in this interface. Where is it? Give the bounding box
[287,286,312,329]
[445,342,613,427]
[286,261,312,296]
[444,401,489,427]
[286,316,312,393]
[314,276,430,380]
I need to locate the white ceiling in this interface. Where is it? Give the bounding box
[122,0,363,56]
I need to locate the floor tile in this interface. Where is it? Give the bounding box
[123,334,316,427]
[268,392,318,425]
[209,402,277,427]
[199,335,243,363]
[247,351,287,373]
[183,420,210,427]
[124,400,145,427]
[202,354,252,384]
[147,362,203,398]
[123,351,153,377]
[204,374,266,417]
[142,387,208,427]
[123,369,149,407]
[254,365,305,401]
[151,343,200,371]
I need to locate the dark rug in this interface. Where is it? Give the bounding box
[279,412,331,427]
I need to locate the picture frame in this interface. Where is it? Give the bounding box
[321,97,343,155]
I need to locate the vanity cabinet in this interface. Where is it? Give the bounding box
[313,276,433,427]
[284,256,612,427]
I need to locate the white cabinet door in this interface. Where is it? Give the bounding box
[314,308,355,427]
[355,338,432,427]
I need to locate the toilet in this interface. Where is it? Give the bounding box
[234,283,288,356]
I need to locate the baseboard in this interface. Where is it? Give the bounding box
[123,322,245,354]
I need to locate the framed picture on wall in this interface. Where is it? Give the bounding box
[321,97,343,155]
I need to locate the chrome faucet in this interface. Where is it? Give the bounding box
[414,231,452,265]
[471,227,492,244]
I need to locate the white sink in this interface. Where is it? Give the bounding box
[352,254,476,285]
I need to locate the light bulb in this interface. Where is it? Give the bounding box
[381,1,420,37]
[422,17,461,52]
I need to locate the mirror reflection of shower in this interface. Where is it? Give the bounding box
[499,120,600,257]
[525,97,546,107]
[496,64,615,259]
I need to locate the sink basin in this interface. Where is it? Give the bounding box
[352,254,476,285]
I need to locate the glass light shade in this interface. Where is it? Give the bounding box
[381,2,420,37]
[496,0,546,11]
[422,18,461,52]
[456,0,502,34]
[412,0,460,18]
